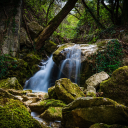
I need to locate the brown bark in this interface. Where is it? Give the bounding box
[35,0,78,50]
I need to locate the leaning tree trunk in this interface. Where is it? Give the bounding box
[35,0,78,50]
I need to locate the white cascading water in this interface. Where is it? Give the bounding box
[24,56,55,92]
[58,44,81,83]
[24,44,81,92]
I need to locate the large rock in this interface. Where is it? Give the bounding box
[53,43,98,66]
[52,40,113,86]
[0,0,22,57]
[29,99,66,113]
[0,77,22,90]
[40,107,62,121]
[48,86,57,99]
[89,123,128,128]
[44,40,57,54]
[23,53,41,65]
[27,21,43,38]
[0,88,42,128]
[100,66,128,106]
[19,27,32,48]
[86,86,96,97]
[62,97,128,128]
[55,78,85,104]
[85,71,109,89]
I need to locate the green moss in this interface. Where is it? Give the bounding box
[0,98,42,128]
[48,86,57,99]
[40,99,66,109]
[49,40,57,46]
[0,77,23,90]
[87,92,96,97]
[89,123,128,128]
[100,66,128,105]
[55,78,85,104]
[40,107,62,121]
[53,43,75,65]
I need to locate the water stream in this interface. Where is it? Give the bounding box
[24,45,81,92]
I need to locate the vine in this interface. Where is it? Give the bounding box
[89,39,124,75]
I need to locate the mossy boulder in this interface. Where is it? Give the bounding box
[52,43,75,66]
[7,58,31,85]
[100,66,128,106]
[27,21,43,38]
[48,86,57,99]
[0,77,22,90]
[55,78,85,104]
[7,53,41,85]
[89,123,128,128]
[44,40,57,54]
[53,40,124,87]
[0,89,42,128]
[23,53,41,66]
[29,99,66,113]
[62,97,128,128]
[40,107,62,121]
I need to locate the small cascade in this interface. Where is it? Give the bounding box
[24,44,82,92]
[58,44,81,83]
[24,56,55,92]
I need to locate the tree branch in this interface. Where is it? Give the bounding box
[82,0,105,29]
[46,0,55,25]
[69,12,80,19]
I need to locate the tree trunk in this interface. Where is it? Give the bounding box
[35,0,78,50]
[122,0,128,25]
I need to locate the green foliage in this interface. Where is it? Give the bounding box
[90,40,124,75]
[0,54,17,79]
[0,55,10,79]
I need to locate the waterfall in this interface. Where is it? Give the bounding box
[24,56,55,92]
[58,44,81,83]
[24,44,81,92]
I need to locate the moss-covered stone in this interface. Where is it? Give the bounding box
[7,58,30,85]
[40,99,66,108]
[0,88,42,128]
[0,99,42,128]
[55,78,85,104]
[0,77,22,90]
[29,99,66,113]
[40,107,62,121]
[44,40,57,54]
[62,97,128,128]
[7,54,41,86]
[89,123,128,128]
[23,53,41,65]
[100,66,128,106]
[48,86,57,99]
[52,43,75,66]
[27,21,44,38]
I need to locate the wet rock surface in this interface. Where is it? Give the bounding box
[62,97,128,128]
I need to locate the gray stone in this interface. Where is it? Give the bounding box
[62,97,128,128]
[27,21,43,38]
[86,71,109,89]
